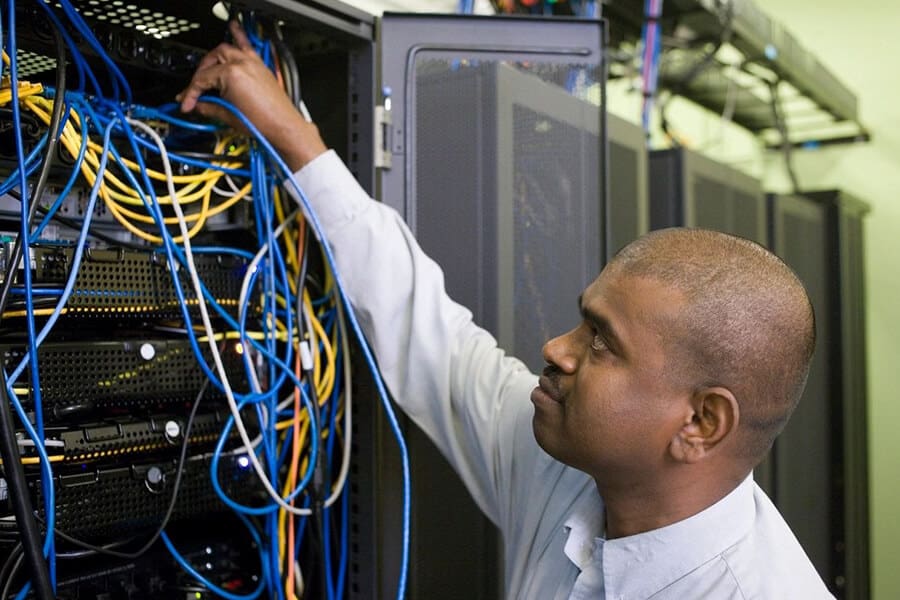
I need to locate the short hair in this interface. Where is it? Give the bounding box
[607,228,815,464]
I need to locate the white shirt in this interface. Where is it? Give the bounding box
[291,151,834,600]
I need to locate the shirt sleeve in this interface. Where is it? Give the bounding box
[287,150,541,525]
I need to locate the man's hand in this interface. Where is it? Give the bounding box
[177,20,327,171]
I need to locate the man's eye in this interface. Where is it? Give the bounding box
[590,332,607,352]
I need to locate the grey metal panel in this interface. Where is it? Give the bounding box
[683,149,766,244]
[377,15,606,600]
[378,14,606,219]
[770,193,833,584]
[648,149,684,230]
[648,147,765,245]
[836,208,869,600]
[607,113,648,257]
[802,190,871,599]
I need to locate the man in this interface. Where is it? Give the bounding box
[179,21,833,599]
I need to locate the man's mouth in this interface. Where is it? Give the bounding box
[532,373,564,405]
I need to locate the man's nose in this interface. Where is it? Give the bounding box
[541,327,579,374]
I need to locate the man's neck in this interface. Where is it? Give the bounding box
[597,472,745,539]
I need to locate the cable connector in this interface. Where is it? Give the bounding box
[299,339,314,373]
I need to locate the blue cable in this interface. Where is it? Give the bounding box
[34,1,96,96]
[5,19,369,596]
[7,3,56,589]
[208,382,319,516]
[131,104,223,133]
[32,95,88,239]
[6,117,117,366]
[335,475,350,600]
[64,98,298,407]
[57,0,130,102]
[190,246,257,261]
[8,289,64,296]
[0,135,49,196]
[199,95,411,600]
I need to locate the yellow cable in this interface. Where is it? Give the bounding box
[23,96,251,243]
[3,308,65,318]
[1,455,66,466]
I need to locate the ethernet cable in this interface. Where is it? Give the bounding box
[128,118,323,516]
[198,94,412,600]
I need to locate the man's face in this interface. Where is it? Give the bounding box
[530,268,693,484]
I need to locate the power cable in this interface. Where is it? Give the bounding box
[658,0,734,145]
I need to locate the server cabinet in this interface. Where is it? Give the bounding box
[377,14,606,599]
[648,147,773,493]
[769,190,870,600]
[649,147,767,245]
[607,112,649,257]
[2,2,380,598]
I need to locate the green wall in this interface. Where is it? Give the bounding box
[717,3,900,597]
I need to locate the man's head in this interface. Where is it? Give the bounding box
[531,227,815,492]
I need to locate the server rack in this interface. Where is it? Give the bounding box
[768,190,870,600]
[648,146,767,245]
[606,112,648,257]
[1,1,379,597]
[648,146,870,597]
[376,15,606,598]
[0,2,608,598]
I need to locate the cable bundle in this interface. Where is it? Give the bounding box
[0,2,410,599]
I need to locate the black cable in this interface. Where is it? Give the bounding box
[53,538,131,559]
[0,24,67,600]
[0,551,24,600]
[768,80,800,195]
[272,21,302,109]
[659,0,734,145]
[47,377,211,559]
[0,543,23,594]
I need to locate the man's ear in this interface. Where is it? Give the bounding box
[669,387,739,464]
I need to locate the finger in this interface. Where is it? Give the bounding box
[195,42,246,73]
[177,65,227,113]
[229,20,253,52]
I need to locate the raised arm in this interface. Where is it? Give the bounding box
[178,24,543,524]
[177,20,325,171]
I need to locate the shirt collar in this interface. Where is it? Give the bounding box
[562,476,756,597]
[562,489,605,571]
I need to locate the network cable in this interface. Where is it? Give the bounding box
[0,6,380,599]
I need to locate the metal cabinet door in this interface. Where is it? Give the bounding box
[373,14,606,600]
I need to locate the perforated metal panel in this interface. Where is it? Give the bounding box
[4,338,246,418]
[411,61,602,371]
[27,247,251,318]
[511,103,600,371]
[378,15,606,600]
[13,49,57,78]
[49,0,201,38]
[38,454,260,537]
